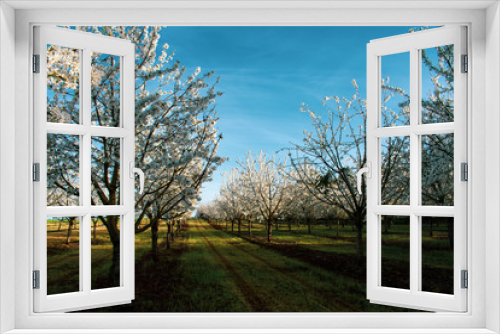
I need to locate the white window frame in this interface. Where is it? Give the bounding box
[0,1,499,333]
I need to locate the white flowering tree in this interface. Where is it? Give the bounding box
[219,169,243,233]
[288,80,410,259]
[219,168,257,235]
[47,26,226,282]
[286,168,328,234]
[237,151,294,243]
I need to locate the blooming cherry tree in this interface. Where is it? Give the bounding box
[47,26,226,281]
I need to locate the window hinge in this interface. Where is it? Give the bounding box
[33,54,40,73]
[461,270,468,289]
[33,270,40,289]
[461,162,468,182]
[33,163,40,182]
[461,54,468,73]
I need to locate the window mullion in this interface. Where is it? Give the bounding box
[409,47,420,294]
[82,47,92,293]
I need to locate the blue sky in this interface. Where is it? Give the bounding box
[158,26,421,205]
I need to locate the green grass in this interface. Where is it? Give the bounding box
[46,218,453,312]
[46,219,158,295]
[215,218,454,298]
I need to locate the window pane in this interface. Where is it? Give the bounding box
[91,52,121,127]
[421,45,454,124]
[380,52,410,127]
[381,215,410,290]
[421,217,454,294]
[47,216,80,295]
[91,137,121,205]
[47,45,80,124]
[381,136,410,205]
[91,215,120,290]
[47,134,80,206]
[421,133,454,206]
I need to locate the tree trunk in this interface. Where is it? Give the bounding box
[307,218,311,234]
[104,215,121,285]
[337,219,339,237]
[288,221,292,232]
[66,217,75,244]
[93,219,98,243]
[166,220,172,249]
[237,218,241,235]
[267,219,273,243]
[170,220,175,242]
[231,219,234,232]
[58,220,63,231]
[383,216,391,234]
[110,236,120,286]
[355,218,364,259]
[447,217,454,250]
[151,220,159,262]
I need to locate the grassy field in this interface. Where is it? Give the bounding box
[46,218,453,312]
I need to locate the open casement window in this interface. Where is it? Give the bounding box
[364,26,467,312]
[33,26,140,312]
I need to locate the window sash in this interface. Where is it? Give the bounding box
[33,26,136,313]
[366,26,467,312]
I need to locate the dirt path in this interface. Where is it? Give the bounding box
[194,222,270,312]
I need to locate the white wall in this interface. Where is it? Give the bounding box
[0,2,16,333]
[486,2,500,333]
[2,2,497,332]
